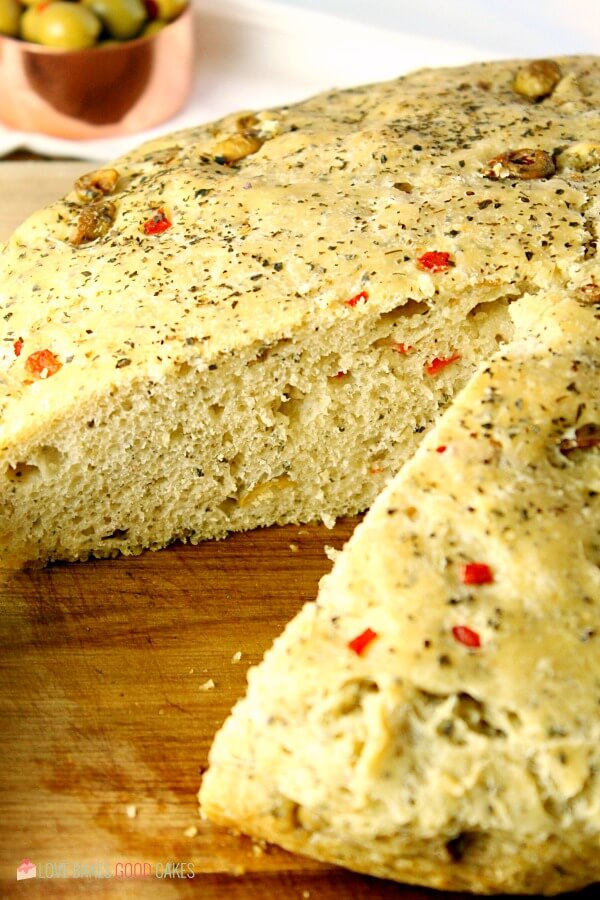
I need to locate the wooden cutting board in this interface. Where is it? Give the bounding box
[0,162,93,241]
[0,163,594,900]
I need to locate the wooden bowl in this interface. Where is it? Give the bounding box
[0,6,194,140]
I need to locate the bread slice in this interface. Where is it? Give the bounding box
[0,55,598,564]
[199,291,600,895]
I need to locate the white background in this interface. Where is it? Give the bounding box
[273,0,600,58]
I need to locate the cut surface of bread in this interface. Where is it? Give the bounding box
[199,292,600,895]
[0,55,598,563]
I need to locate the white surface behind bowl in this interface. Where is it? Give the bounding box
[273,0,600,58]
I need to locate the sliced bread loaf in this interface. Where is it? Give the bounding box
[199,291,600,895]
[0,55,597,563]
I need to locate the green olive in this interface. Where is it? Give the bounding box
[33,3,101,49]
[82,0,146,40]
[142,17,166,37]
[0,0,21,37]
[21,4,45,42]
[155,0,186,23]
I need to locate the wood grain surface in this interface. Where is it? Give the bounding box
[0,162,92,242]
[0,163,596,900]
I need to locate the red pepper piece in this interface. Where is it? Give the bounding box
[461,562,494,585]
[348,627,378,656]
[333,370,347,378]
[345,290,369,307]
[452,625,481,648]
[392,342,413,354]
[13,338,24,357]
[435,445,447,454]
[24,349,62,380]
[425,353,461,376]
[416,251,453,272]
[143,209,171,235]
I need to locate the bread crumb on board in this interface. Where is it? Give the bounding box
[251,838,267,857]
[324,545,340,562]
[199,678,216,691]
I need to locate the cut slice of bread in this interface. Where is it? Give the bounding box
[199,291,600,895]
[0,55,597,564]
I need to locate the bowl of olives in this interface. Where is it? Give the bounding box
[0,0,193,139]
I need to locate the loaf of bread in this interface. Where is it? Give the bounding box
[0,56,597,564]
[200,291,600,894]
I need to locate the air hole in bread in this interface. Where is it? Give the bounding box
[228,452,243,476]
[178,362,194,378]
[584,542,600,567]
[469,297,510,318]
[5,444,65,484]
[506,710,524,730]
[36,445,64,469]
[445,831,479,862]
[276,385,307,422]
[454,693,507,739]
[249,338,292,366]
[6,461,41,484]
[208,402,225,418]
[281,384,305,401]
[379,300,429,325]
[101,528,129,541]
[168,424,186,447]
[330,679,380,716]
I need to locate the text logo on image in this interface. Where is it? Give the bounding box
[17,859,37,880]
